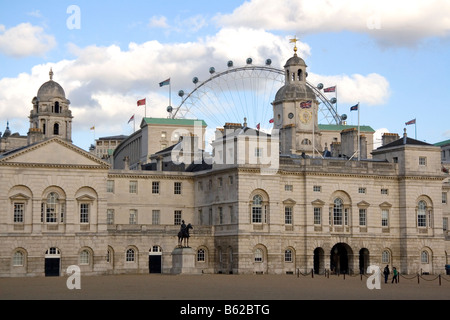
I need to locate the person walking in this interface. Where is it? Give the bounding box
[383,265,390,283]
[391,267,398,284]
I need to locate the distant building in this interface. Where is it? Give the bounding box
[89,135,128,164]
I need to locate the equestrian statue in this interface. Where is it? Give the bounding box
[177,220,193,247]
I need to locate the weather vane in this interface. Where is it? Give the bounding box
[289,36,298,54]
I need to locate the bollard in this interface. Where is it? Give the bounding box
[417,274,420,284]
[439,274,441,286]
[311,269,314,278]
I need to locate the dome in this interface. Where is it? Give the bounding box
[274,83,316,103]
[284,54,307,68]
[37,80,66,101]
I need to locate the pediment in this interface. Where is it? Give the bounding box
[76,194,96,201]
[379,201,392,208]
[283,198,296,205]
[311,199,325,206]
[0,137,110,168]
[357,200,370,208]
[9,193,31,201]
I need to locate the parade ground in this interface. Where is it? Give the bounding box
[1,272,449,300]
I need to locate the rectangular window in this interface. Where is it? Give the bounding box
[218,207,223,224]
[333,207,342,225]
[106,209,114,225]
[255,147,262,158]
[381,209,389,227]
[152,210,160,225]
[174,210,182,225]
[152,181,160,194]
[129,209,137,224]
[229,175,233,185]
[161,131,166,139]
[314,207,321,225]
[285,207,293,225]
[218,178,223,187]
[106,180,115,193]
[344,208,349,225]
[417,210,427,227]
[443,217,448,231]
[252,207,262,223]
[285,184,293,192]
[313,185,321,192]
[381,188,388,195]
[13,203,24,223]
[129,181,137,194]
[358,187,366,194]
[419,157,427,166]
[198,181,203,191]
[443,192,447,204]
[80,204,89,223]
[174,182,182,195]
[359,209,366,226]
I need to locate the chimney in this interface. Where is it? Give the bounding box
[381,132,400,146]
[403,128,407,145]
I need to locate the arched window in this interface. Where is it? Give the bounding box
[421,251,429,263]
[254,248,263,262]
[285,249,292,262]
[297,69,302,81]
[53,123,59,135]
[252,195,263,223]
[126,248,135,262]
[333,198,343,225]
[45,192,59,223]
[301,138,311,145]
[13,251,24,266]
[197,249,205,262]
[54,101,60,113]
[79,250,90,265]
[418,200,427,227]
[382,250,390,264]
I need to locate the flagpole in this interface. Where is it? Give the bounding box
[312,104,315,158]
[357,102,360,161]
[415,121,417,139]
[169,81,172,108]
[145,100,147,118]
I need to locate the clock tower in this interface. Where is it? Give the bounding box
[272,41,321,156]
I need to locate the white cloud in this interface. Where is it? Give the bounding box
[0,23,56,58]
[148,16,169,29]
[216,0,450,47]
[0,27,390,149]
[307,72,390,106]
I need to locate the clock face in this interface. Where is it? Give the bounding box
[300,110,312,124]
[288,112,294,119]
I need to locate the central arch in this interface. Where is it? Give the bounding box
[330,243,353,275]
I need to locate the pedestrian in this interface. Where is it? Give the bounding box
[383,264,390,283]
[391,267,398,283]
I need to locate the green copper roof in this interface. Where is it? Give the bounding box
[143,117,207,127]
[318,124,375,132]
[434,139,450,147]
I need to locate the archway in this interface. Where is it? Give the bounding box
[330,243,351,275]
[313,247,325,275]
[359,248,370,274]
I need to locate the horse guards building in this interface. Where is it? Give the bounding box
[1,48,449,278]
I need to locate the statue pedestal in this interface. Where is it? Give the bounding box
[171,247,198,274]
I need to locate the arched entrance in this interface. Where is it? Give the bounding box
[330,243,352,275]
[149,246,162,273]
[313,248,325,274]
[44,247,61,277]
[359,248,370,274]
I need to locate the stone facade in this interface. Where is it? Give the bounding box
[0,54,449,278]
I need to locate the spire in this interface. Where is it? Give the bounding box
[49,68,53,81]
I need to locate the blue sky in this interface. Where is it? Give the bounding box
[0,0,449,151]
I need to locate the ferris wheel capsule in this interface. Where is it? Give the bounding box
[227,60,233,68]
[192,77,199,84]
[246,57,252,65]
[209,67,215,74]
[317,83,324,90]
[178,90,185,97]
[265,59,272,66]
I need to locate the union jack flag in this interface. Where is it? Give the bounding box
[300,100,312,108]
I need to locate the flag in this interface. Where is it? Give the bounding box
[324,86,336,93]
[256,123,260,130]
[137,98,146,106]
[128,114,135,124]
[350,103,359,111]
[300,100,312,109]
[269,118,274,123]
[159,78,170,87]
[90,126,95,130]
[405,119,416,125]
